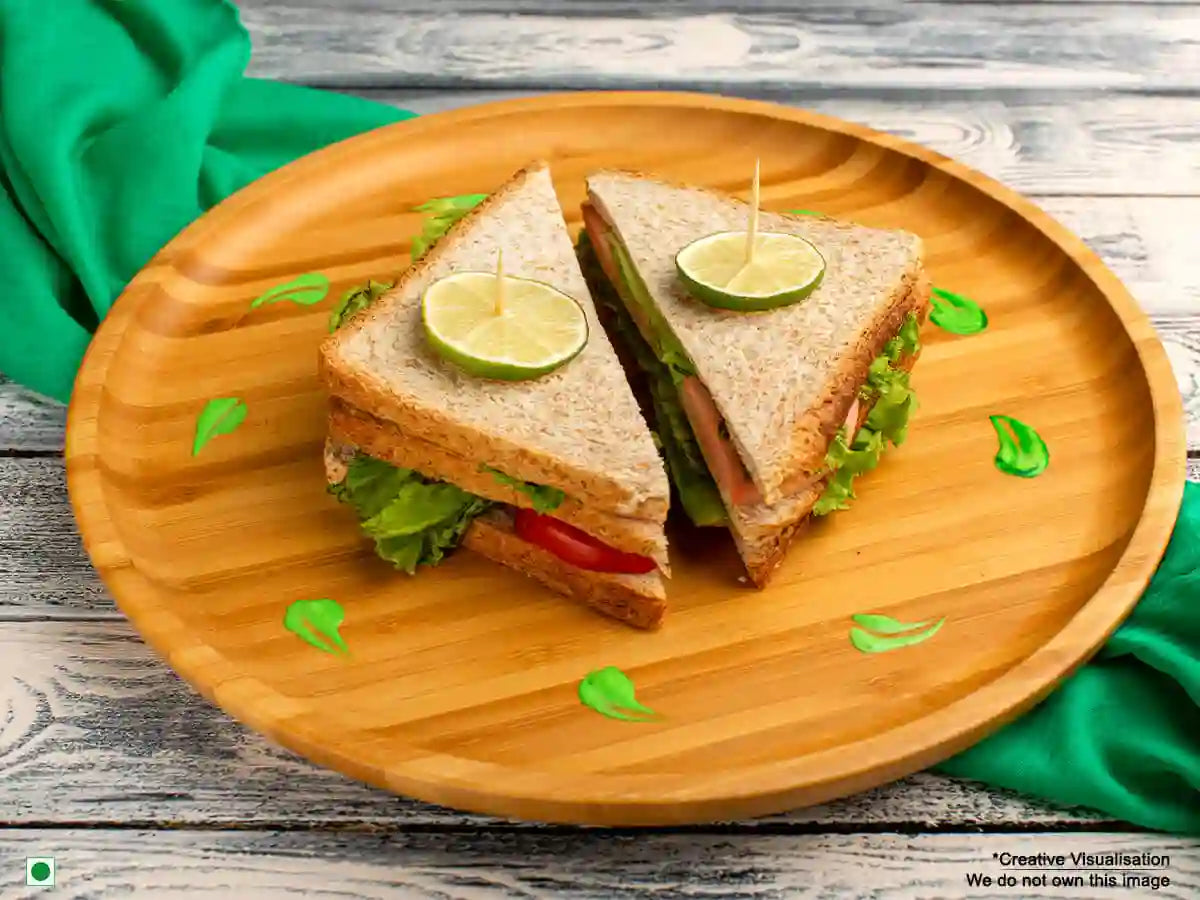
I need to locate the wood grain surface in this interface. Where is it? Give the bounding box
[4,0,1199,891]
[6,457,1196,832]
[62,92,1186,826]
[5,831,1198,899]
[239,1,1200,90]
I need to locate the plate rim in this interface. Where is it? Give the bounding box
[64,89,1187,826]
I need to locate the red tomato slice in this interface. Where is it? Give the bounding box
[513,509,657,575]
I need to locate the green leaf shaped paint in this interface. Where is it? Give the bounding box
[929,287,988,335]
[851,613,935,635]
[578,666,657,722]
[284,598,349,656]
[192,398,248,456]
[411,193,488,261]
[989,414,1050,478]
[249,272,330,309]
[328,279,393,333]
[851,619,945,653]
[850,616,945,654]
[789,208,821,216]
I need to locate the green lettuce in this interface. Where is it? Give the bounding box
[578,232,727,526]
[814,311,921,516]
[410,193,488,261]
[330,455,492,574]
[480,465,566,513]
[607,236,697,384]
[328,278,393,333]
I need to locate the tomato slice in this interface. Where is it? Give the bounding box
[513,509,657,575]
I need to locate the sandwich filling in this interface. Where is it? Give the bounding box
[579,202,920,523]
[325,195,661,579]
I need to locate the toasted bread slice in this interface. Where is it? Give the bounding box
[463,509,666,630]
[319,162,669,521]
[327,400,670,572]
[728,329,927,587]
[585,170,927,507]
[323,440,666,630]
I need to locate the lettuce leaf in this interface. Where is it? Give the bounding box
[330,454,493,574]
[577,232,727,526]
[480,465,566,513]
[813,429,885,516]
[814,312,921,516]
[328,278,393,333]
[410,193,488,261]
[607,235,696,383]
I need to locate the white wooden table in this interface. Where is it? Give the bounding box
[3,1,1199,896]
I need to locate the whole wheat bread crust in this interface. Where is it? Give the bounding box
[323,443,666,630]
[586,169,927,506]
[732,310,929,587]
[326,400,670,572]
[462,509,666,630]
[319,161,668,520]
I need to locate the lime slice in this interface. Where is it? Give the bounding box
[421,272,589,380]
[675,231,826,311]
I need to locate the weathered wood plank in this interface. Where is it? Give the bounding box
[371,90,1200,196]
[239,3,1200,91]
[0,460,109,616]
[2,192,1197,453]
[0,377,65,454]
[6,830,1198,898]
[0,616,1113,828]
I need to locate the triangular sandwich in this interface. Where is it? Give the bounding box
[318,162,671,629]
[579,170,930,586]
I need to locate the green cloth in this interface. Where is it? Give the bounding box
[0,0,411,402]
[938,480,1200,834]
[2,0,1196,835]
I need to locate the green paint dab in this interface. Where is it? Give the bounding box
[329,279,393,333]
[249,272,330,309]
[192,397,248,455]
[929,287,988,335]
[850,614,945,654]
[284,599,349,656]
[989,414,1049,478]
[578,666,657,722]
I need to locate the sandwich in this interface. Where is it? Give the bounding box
[318,162,672,630]
[578,171,931,587]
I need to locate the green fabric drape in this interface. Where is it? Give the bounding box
[0,0,411,400]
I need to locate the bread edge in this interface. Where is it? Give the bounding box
[318,160,669,520]
[327,399,671,572]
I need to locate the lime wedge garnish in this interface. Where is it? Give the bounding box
[675,231,826,311]
[421,272,589,380]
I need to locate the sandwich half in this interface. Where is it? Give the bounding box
[318,162,671,629]
[579,171,931,587]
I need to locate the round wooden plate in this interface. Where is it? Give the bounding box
[65,92,1185,826]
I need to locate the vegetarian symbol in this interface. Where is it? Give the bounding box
[192,397,248,456]
[249,272,330,309]
[989,414,1050,478]
[283,598,349,656]
[850,613,945,654]
[929,287,988,336]
[578,666,658,722]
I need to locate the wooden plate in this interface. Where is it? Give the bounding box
[65,92,1186,826]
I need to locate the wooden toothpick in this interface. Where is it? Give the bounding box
[495,249,505,315]
[745,158,761,265]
